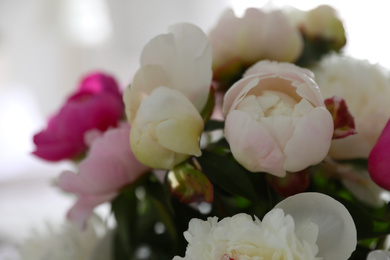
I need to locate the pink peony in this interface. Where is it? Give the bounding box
[368,119,390,190]
[223,61,333,176]
[33,72,124,161]
[57,123,150,228]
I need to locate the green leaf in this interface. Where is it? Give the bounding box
[111,184,138,259]
[197,150,259,204]
[143,175,178,252]
[332,196,390,240]
[204,120,225,132]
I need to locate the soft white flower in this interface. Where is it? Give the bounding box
[174,192,357,260]
[130,87,204,169]
[223,60,333,176]
[123,22,212,169]
[17,216,111,260]
[312,54,390,159]
[124,22,212,122]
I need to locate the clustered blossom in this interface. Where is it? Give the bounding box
[18,215,109,260]
[174,193,356,260]
[223,61,333,176]
[29,4,384,259]
[33,72,123,161]
[123,23,213,169]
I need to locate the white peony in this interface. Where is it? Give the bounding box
[17,216,111,260]
[130,87,204,169]
[174,193,357,260]
[124,22,212,122]
[123,22,212,169]
[312,54,390,159]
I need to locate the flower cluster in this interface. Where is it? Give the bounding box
[30,4,390,260]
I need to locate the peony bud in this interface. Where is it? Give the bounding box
[265,168,310,197]
[167,163,213,203]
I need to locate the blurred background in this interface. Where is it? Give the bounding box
[1,0,389,258]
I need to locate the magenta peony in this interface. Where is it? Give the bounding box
[32,72,124,161]
[57,123,150,228]
[368,119,390,190]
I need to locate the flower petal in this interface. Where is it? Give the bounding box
[283,107,333,172]
[67,193,117,230]
[225,110,285,176]
[274,192,357,260]
[140,22,212,112]
[369,119,390,190]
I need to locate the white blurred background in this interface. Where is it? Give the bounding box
[1,0,389,258]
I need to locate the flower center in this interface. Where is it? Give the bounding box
[221,254,234,260]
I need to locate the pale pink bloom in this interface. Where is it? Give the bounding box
[209,8,303,76]
[369,119,390,190]
[57,123,150,228]
[223,60,333,176]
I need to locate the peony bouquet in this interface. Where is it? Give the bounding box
[29,4,390,260]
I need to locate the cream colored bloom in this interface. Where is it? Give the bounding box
[130,87,204,169]
[223,60,333,176]
[209,8,303,73]
[173,193,356,260]
[123,22,212,169]
[18,216,110,260]
[312,54,390,159]
[124,22,212,122]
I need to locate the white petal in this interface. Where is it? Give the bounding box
[367,250,390,260]
[274,192,357,260]
[140,23,212,112]
[139,87,203,155]
[124,65,170,122]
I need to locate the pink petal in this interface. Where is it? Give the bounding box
[283,107,333,172]
[225,110,285,176]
